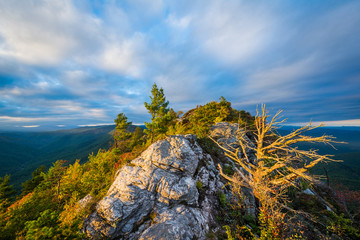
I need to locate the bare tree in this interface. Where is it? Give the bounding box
[212,105,341,237]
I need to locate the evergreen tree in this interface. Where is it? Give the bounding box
[21,166,46,196]
[131,126,144,146]
[114,113,132,135]
[114,113,132,149]
[0,174,15,204]
[144,83,174,142]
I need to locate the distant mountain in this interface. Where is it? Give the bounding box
[0,125,116,192]
[279,126,360,190]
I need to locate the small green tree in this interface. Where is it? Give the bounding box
[185,97,234,137]
[144,83,174,142]
[0,174,16,211]
[21,166,46,196]
[39,160,67,206]
[114,113,132,150]
[0,175,15,200]
[131,126,144,147]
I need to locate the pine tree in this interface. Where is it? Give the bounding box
[144,83,174,142]
[21,166,46,196]
[0,174,16,209]
[114,113,132,149]
[131,126,144,146]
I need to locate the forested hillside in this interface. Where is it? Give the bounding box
[279,127,360,190]
[0,125,115,191]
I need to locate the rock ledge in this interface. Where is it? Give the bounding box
[83,134,225,240]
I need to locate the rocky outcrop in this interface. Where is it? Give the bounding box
[83,134,226,240]
[82,122,347,239]
[210,122,256,158]
[210,122,257,217]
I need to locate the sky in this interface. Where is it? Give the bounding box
[0,0,359,131]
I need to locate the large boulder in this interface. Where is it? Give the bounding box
[83,134,225,240]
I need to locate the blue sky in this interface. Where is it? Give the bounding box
[0,0,359,130]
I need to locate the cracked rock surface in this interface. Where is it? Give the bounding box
[83,134,225,240]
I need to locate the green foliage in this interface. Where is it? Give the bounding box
[243,214,256,225]
[224,225,235,240]
[0,174,16,228]
[82,150,119,199]
[114,113,133,153]
[196,181,203,190]
[24,209,60,239]
[144,83,170,119]
[21,166,46,196]
[215,189,260,240]
[179,97,254,137]
[324,211,360,239]
[0,174,15,204]
[0,97,257,239]
[144,83,174,142]
[131,127,144,145]
[236,225,256,239]
[37,160,67,203]
[0,148,121,239]
[197,137,223,157]
[114,113,132,132]
[223,164,234,176]
[0,187,58,239]
[219,193,227,208]
[259,210,281,240]
[0,125,114,193]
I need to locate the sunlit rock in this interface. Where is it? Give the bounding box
[83,134,224,239]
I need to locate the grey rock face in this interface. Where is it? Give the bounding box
[210,122,257,218]
[210,122,238,146]
[210,122,255,151]
[83,134,224,240]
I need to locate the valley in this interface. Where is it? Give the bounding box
[0,125,115,192]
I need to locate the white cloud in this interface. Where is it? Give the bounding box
[110,95,136,106]
[128,104,148,115]
[153,64,207,103]
[86,109,108,119]
[43,100,108,119]
[0,1,152,77]
[99,34,146,78]
[166,14,191,29]
[0,116,32,122]
[61,70,110,98]
[0,0,102,65]
[22,125,40,128]
[189,0,278,66]
[0,116,51,122]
